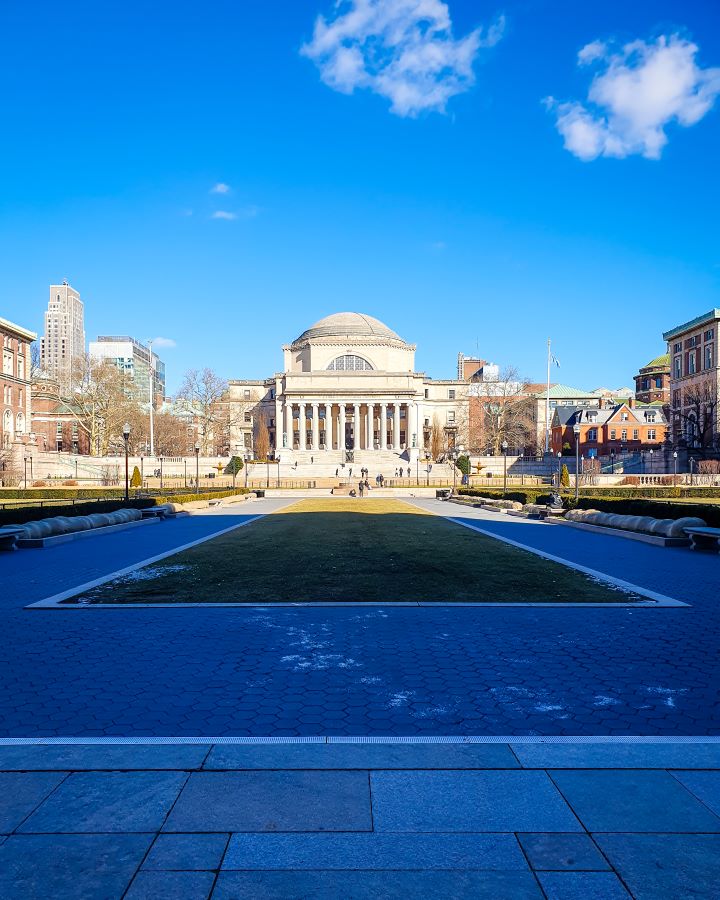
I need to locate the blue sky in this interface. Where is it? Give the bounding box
[1,0,718,393]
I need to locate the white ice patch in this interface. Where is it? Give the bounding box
[593,695,621,708]
[646,687,688,709]
[388,691,415,708]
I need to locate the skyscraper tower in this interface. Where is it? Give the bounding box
[40,281,85,389]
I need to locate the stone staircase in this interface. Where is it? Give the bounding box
[260,449,457,483]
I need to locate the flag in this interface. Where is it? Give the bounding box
[551,354,560,367]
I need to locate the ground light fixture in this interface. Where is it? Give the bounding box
[573,422,581,501]
[122,422,131,502]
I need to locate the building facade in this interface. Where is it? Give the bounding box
[30,378,90,455]
[634,354,671,405]
[39,281,85,389]
[226,312,469,459]
[663,309,720,453]
[89,336,166,406]
[551,403,668,458]
[1,316,35,449]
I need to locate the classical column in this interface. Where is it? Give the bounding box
[366,403,373,450]
[339,403,346,452]
[275,396,282,451]
[311,403,320,451]
[299,402,307,451]
[284,402,293,449]
[380,403,388,450]
[324,403,333,449]
[393,404,401,450]
[408,401,417,449]
[416,401,423,449]
[353,403,361,450]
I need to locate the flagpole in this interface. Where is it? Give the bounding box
[545,338,551,453]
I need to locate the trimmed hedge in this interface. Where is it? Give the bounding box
[0,489,250,527]
[457,488,720,528]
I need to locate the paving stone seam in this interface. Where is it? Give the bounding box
[3,736,719,745]
[445,516,684,607]
[6,770,72,836]
[667,769,720,821]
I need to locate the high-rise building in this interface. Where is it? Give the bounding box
[40,281,85,388]
[88,336,166,407]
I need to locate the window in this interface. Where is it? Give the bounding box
[326,355,373,371]
[448,389,456,400]
[610,429,616,440]
[673,342,682,353]
[243,389,251,399]
[447,411,455,424]
[621,412,628,421]
[244,413,251,423]
[641,378,650,391]
[655,376,663,388]
[645,412,656,423]
[705,345,713,370]
[424,389,429,399]
[633,429,639,440]
[587,428,597,442]
[705,328,715,341]
[688,353,696,375]
[621,429,627,441]
[648,429,656,440]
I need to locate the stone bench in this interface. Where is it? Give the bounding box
[208,499,223,507]
[684,527,720,552]
[0,526,25,551]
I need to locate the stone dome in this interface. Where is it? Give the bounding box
[293,312,403,344]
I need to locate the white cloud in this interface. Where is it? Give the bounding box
[211,210,238,220]
[151,336,176,349]
[301,0,505,117]
[210,182,231,194]
[547,34,720,161]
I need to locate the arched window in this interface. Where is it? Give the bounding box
[3,409,11,433]
[16,412,24,434]
[327,355,374,371]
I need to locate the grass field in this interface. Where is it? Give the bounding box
[67,498,640,604]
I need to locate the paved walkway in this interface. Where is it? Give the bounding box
[0,739,718,898]
[1,499,719,736]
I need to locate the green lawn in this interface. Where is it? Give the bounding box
[67,498,640,604]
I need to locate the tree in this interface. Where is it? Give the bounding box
[58,356,141,456]
[677,383,718,455]
[225,456,244,476]
[560,463,570,488]
[457,454,470,476]
[130,466,142,488]
[472,366,535,455]
[430,415,444,461]
[176,368,235,455]
[255,414,270,460]
[123,407,191,457]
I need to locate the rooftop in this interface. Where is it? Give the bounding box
[293,312,404,345]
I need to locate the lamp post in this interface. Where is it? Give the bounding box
[649,448,653,477]
[183,458,187,488]
[140,455,144,488]
[689,457,695,486]
[610,449,615,475]
[557,451,562,488]
[195,441,200,491]
[122,422,131,502]
[244,451,249,489]
[276,455,281,488]
[425,451,431,487]
[159,457,164,491]
[502,440,508,498]
[673,450,678,486]
[23,456,30,489]
[573,423,581,502]
[147,337,155,458]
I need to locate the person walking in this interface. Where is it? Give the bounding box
[335,468,339,477]
[358,480,364,497]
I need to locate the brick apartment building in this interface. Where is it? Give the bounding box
[663,309,719,453]
[31,378,90,455]
[551,402,668,457]
[1,316,35,450]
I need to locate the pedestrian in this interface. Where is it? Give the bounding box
[359,480,364,497]
[399,467,404,477]
[335,468,339,477]
[349,467,353,477]
[311,456,314,464]
[395,468,398,477]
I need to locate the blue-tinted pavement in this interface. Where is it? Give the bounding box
[1,498,718,737]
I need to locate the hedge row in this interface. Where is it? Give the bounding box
[456,488,720,527]
[458,485,720,501]
[0,489,250,527]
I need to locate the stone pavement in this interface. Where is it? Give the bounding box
[0,498,719,736]
[0,739,719,898]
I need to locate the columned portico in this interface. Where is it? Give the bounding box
[380,403,388,450]
[366,403,373,450]
[324,402,332,450]
[311,403,320,451]
[339,403,346,452]
[393,403,401,450]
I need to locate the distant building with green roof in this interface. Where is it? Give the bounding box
[634,353,670,406]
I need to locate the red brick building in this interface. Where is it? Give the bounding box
[634,353,671,405]
[551,402,668,457]
[1,316,35,450]
[31,378,90,455]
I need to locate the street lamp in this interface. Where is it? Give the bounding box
[244,451,250,489]
[501,440,508,497]
[557,451,562,488]
[689,456,695,486]
[159,456,164,491]
[649,448,654,477]
[673,449,678,486]
[572,423,581,502]
[610,449,616,475]
[122,422,131,502]
[425,451,431,487]
[23,456,30,489]
[194,441,201,491]
[276,455,281,488]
